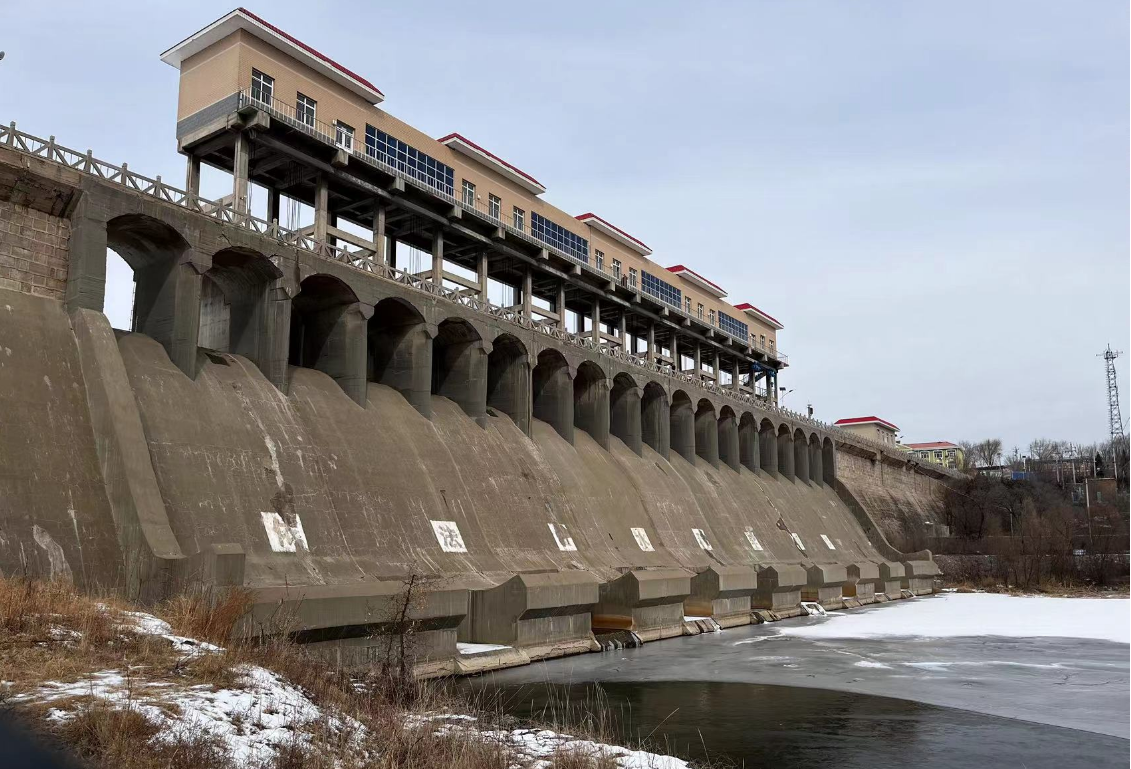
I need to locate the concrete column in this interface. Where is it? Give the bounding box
[694,344,702,381]
[522,267,533,320]
[732,359,741,391]
[388,238,398,269]
[771,370,779,404]
[185,154,201,197]
[670,399,695,462]
[591,297,601,343]
[618,312,627,350]
[487,352,531,436]
[740,419,759,472]
[64,204,108,313]
[313,175,329,242]
[611,385,642,456]
[713,350,721,383]
[646,324,655,364]
[557,282,567,330]
[434,338,489,426]
[534,360,574,444]
[810,441,824,487]
[695,406,720,468]
[133,258,203,379]
[778,430,795,480]
[719,412,740,471]
[233,133,250,215]
[759,424,778,475]
[262,282,291,392]
[372,203,387,263]
[431,229,444,286]
[574,375,610,449]
[671,336,679,373]
[266,188,281,225]
[642,388,670,459]
[477,251,489,302]
[794,433,810,484]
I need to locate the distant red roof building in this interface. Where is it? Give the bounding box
[904,441,959,450]
[833,416,899,432]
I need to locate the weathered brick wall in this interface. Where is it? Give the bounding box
[0,200,70,300]
[837,448,950,551]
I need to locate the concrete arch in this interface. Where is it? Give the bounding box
[610,372,642,455]
[533,348,573,443]
[759,418,778,474]
[107,213,200,375]
[793,427,810,484]
[641,381,670,459]
[432,317,488,426]
[777,423,795,480]
[808,432,824,487]
[369,296,432,417]
[289,273,369,405]
[670,389,695,463]
[718,405,740,471]
[487,333,531,436]
[822,436,837,485]
[199,248,282,367]
[739,412,758,473]
[573,360,610,449]
[694,398,720,468]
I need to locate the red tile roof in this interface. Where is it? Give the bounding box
[666,265,726,295]
[237,8,384,99]
[833,416,899,431]
[733,302,782,328]
[905,441,960,450]
[438,133,544,190]
[575,213,652,253]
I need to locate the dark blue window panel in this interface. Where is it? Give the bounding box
[641,271,681,309]
[365,125,454,197]
[530,212,589,263]
[718,311,749,341]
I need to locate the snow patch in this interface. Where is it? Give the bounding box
[456,642,512,655]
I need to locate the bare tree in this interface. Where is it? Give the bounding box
[973,438,1003,468]
[1028,438,1059,463]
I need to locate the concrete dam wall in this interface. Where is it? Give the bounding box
[0,128,946,673]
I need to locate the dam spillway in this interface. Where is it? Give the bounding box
[0,122,954,674]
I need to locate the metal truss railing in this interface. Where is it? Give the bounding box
[1,119,943,460]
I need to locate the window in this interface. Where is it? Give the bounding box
[641,271,681,308]
[708,309,715,326]
[769,339,775,351]
[251,69,274,104]
[684,296,692,314]
[595,250,605,272]
[697,303,704,320]
[612,259,622,279]
[718,312,748,340]
[628,267,638,288]
[365,126,454,196]
[531,212,589,263]
[462,180,476,207]
[296,93,316,127]
[335,121,354,152]
[513,207,525,231]
[488,193,501,219]
[760,334,766,348]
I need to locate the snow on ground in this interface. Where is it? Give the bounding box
[414,714,690,769]
[456,641,512,655]
[775,593,1130,644]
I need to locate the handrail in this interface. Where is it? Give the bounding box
[1,118,947,467]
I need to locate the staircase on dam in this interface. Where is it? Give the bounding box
[0,123,955,674]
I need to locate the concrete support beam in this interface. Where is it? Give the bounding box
[810,441,824,487]
[185,154,201,197]
[487,350,531,436]
[232,132,250,214]
[64,203,108,313]
[794,433,810,484]
[574,373,610,450]
[646,324,655,364]
[618,311,627,349]
[388,238,397,269]
[431,229,444,287]
[533,357,574,443]
[591,297,600,344]
[732,359,741,391]
[134,258,203,378]
[477,251,489,302]
[778,430,795,480]
[266,188,281,226]
[671,336,679,372]
[261,282,292,392]
[370,321,433,419]
[694,344,702,381]
[641,388,669,459]
[313,174,329,242]
[522,267,533,320]
[372,203,387,264]
[759,424,778,474]
[740,420,759,473]
[297,300,371,406]
[556,282,567,330]
[718,412,740,471]
[670,399,695,463]
[611,385,642,456]
[434,337,489,427]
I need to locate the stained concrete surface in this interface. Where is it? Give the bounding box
[474,596,1131,740]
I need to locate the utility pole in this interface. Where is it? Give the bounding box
[1099,346,1125,482]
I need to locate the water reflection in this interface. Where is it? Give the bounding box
[465,680,1127,769]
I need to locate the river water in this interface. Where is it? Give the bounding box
[462,594,1130,768]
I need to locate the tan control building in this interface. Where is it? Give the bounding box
[160,8,787,399]
[833,416,901,447]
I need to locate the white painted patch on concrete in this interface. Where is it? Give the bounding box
[820,534,836,550]
[456,642,512,655]
[431,520,468,553]
[548,523,577,552]
[259,512,309,553]
[790,532,806,551]
[777,593,1131,644]
[744,528,764,551]
[32,525,72,580]
[631,527,654,552]
[692,528,713,551]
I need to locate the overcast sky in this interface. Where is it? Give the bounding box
[3,1,1127,451]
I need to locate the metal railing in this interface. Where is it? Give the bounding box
[1,119,855,445]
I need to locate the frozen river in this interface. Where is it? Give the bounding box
[465,594,1130,767]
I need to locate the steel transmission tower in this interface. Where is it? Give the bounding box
[1101,345,1125,444]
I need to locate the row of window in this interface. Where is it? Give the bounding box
[250,69,778,353]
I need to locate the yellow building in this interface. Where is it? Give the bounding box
[905,442,964,469]
[832,416,900,447]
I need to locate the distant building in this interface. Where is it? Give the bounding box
[833,416,900,447]
[905,441,964,469]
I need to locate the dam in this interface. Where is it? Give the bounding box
[0,9,958,675]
